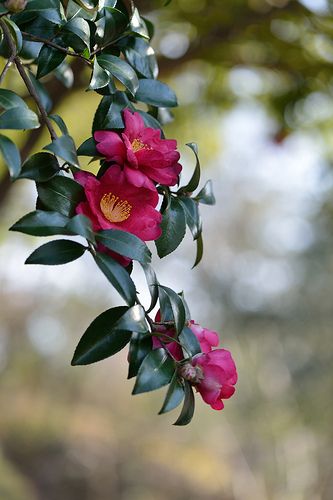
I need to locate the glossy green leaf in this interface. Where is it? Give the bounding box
[141,263,159,313]
[193,232,203,268]
[155,197,186,258]
[10,210,71,236]
[94,252,136,306]
[44,134,79,168]
[178,197,202,240]
[92,92,131,131]
[128,331,152,379]
[66,214,95,243]
[96,229,151,264]
[158,285,186,334]
[3,18,22,53]
[89,58,110,90]
[63,17,90,51]
[97,54,139,96]
[25,239,86,265]
[181,143,201,193]
[113,304,148,333]
[77,137,98,156]
[132,348,176,394]
[18,152,59,181]
[135,79,177,107]
[179,326,201,358]
[36,43,67,79]
[159,372,185,414]
[0,134,21,178]
[0,89,27,110]
[173,380,195,426]
[194,179,216,205]
[0,106,39,130]
[54,62,74,88]
[37,176,84,217]
[49,114,68,135]
[71,306,131,366]
[124,38,158,79]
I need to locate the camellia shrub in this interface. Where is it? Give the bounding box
[0,0,237,424]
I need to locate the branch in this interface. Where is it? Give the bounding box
[0,55,14,85]
[0,19,58,140]
[21,31,92,67]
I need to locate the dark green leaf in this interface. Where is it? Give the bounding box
[173,380,195,426]
[159,372,185,414]
[89,58,110,90]
[155,197,186,258]
[193,232,203,268]
[0,89,27,110]
[97,54,139,96]
[71,305,131,366]
[96,229,151,264]
[10,210,70,236]
[179,326,201,358]
[135,79,177,107]
[92,92,131,131]
[194,179,216,205]
[25,239,86,265]
[132,348,175,394]
[94,252,136,306]
[37,176,84,217]
[66,214,95,243]
[54,62,74,88]
[178,197,202,240]
[137,110,162,131]
[181,143,201,193]
[128,331,152,379]
[0,106,39,130]
[0,134,21,178]
[63,17,90,51]
[141,263,159,313]
[77,137,98,156]
[49,114,68,135]
[44,134,79,168]
[18,152,59,181]
[36,43,66,79]
[159,285,186,334]
[3,18,22,53]
[124,38,158,79]
[113,304,148,333]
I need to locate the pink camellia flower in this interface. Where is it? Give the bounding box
[192,349,237,410]
[94,109,182,188]
[189,321,219,353]
[74,165,162,243]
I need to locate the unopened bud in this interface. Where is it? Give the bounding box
[5,0,27,13]
[178,363,204,384]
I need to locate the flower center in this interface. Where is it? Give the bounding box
[100,192,132,223]
[131,138,146,153]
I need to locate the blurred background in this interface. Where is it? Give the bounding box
[1,0,333,498]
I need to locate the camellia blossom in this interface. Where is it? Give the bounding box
[188,321,219,353]
[74,165,162,242]
[192,349,237,410]
[94,109,182,189]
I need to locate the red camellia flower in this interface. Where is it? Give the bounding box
[94,109,182,189]
[192,349,238,410]
[74,165,162,242]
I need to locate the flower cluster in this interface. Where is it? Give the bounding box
[152,316,237,411]
[75,109,182,263]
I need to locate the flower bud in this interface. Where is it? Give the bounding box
[178,362,204,384]
[4,0,27,13]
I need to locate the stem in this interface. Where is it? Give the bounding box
[152,332,192,359]
[0,19,58,141]
[0,55,13,84]
[21,31,92,67]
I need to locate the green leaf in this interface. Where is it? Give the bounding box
[92,92,131,131]
[28,71,52,113]
[194,179,216,205]
[44,134,79,168]
[137,110,162,131]
[113,304,148,333]
[193,232,203,268]
[36,43,67,79]
[37,176,84,217]
[3,18,22,53]
[10,210,70,236]
[158,285,186,334]
[71,306,131,366]
[66,214,95,243]
[124,38,158,79]
[178,197,202,240]
[94,252,136,306]
[0,134,21,178]
[0,89,27,110]
[159,372,185,414]
[96,229,151,264]
[54,61,74,88]
[173,380,195,426]
[128,331,152,379]
[181,143,201,193]
[49,114,68,135]
[72,0,99,11]
[89,58,110,90]
[18,152,59,181]
[77,137,98,156]
[62,17,90,51]
[0,106,39,130]
[141,263,159,313]
[179,326,201,358]
[25,239,86,265]
[155,197,186,258]
[132,348,175,394]
[97,54,139,96]
[135,79,177,107]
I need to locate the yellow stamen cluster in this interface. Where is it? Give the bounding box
[131,138,146,152]
[100,193,132,223]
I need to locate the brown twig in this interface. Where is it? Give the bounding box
[0,55,14,84]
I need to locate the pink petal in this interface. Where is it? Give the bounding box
[123,109,144,140]
[123,166,156,191]
[94,130,126,164]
